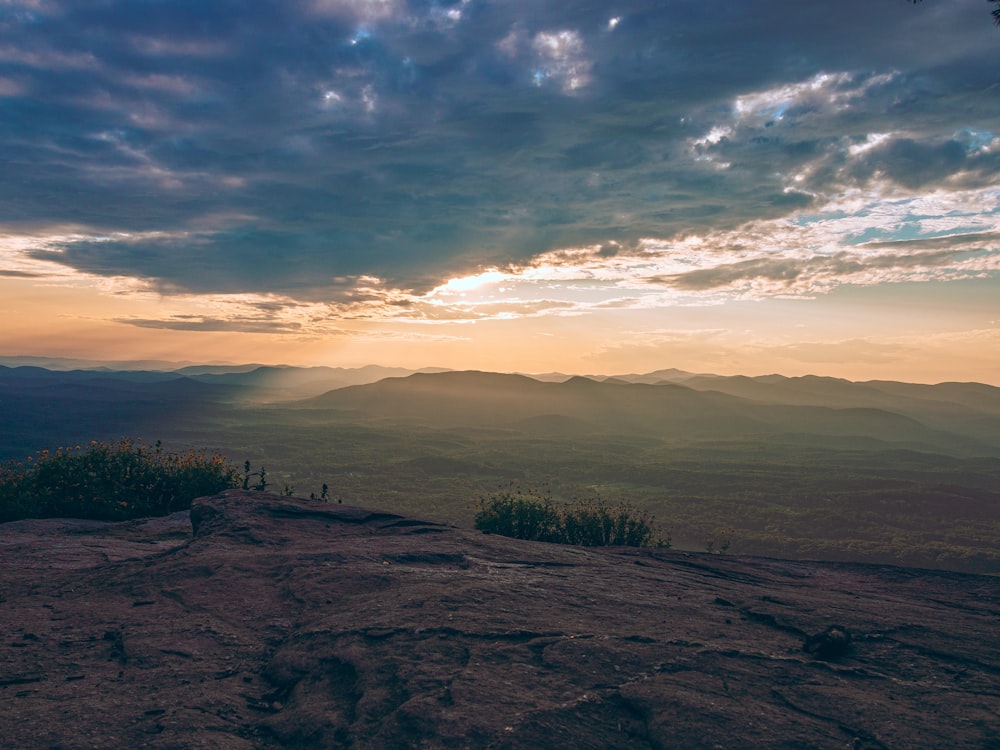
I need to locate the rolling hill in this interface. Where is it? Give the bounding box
[299,370,1000,455]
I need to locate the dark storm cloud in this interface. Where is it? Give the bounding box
[847,136,1000,189]
[29,230,373,295]
[2,0,997,298]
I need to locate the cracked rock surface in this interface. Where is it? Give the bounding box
[2,489,999,749]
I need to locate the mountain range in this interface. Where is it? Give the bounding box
[3,362,1000,574]
[3,363,1000,458]
[301,370,1000,456]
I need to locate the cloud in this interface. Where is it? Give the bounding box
[845,136,998,190]
[0,0,997,316]
[665,249,986,293]
[865,231,1000,250]
[529,29,592,92]
[119,316,305,334]
[109,291,354,337]
[307,0,403,22]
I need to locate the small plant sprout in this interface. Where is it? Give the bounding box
[705,527,736,554]
[241,461,268,492]
[309,483,331,501]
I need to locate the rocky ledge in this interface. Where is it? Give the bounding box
[1,490,998,749]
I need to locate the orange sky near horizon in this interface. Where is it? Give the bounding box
[3,273,998,385]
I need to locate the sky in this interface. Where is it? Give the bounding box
[1,0,999,383]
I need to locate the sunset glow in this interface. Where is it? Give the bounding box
[1,1,998,382]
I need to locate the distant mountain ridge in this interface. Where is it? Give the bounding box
[0,363,452,401]
[299,369,1000,456]
[3,363,999,458]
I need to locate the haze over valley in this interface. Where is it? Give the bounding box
[3,361,998,576]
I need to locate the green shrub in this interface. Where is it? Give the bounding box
[472,487,562,543]
[475,486,669,548]
[0,438,240,523]
[561,497,664,547]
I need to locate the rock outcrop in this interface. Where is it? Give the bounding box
[2,490,998,748]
